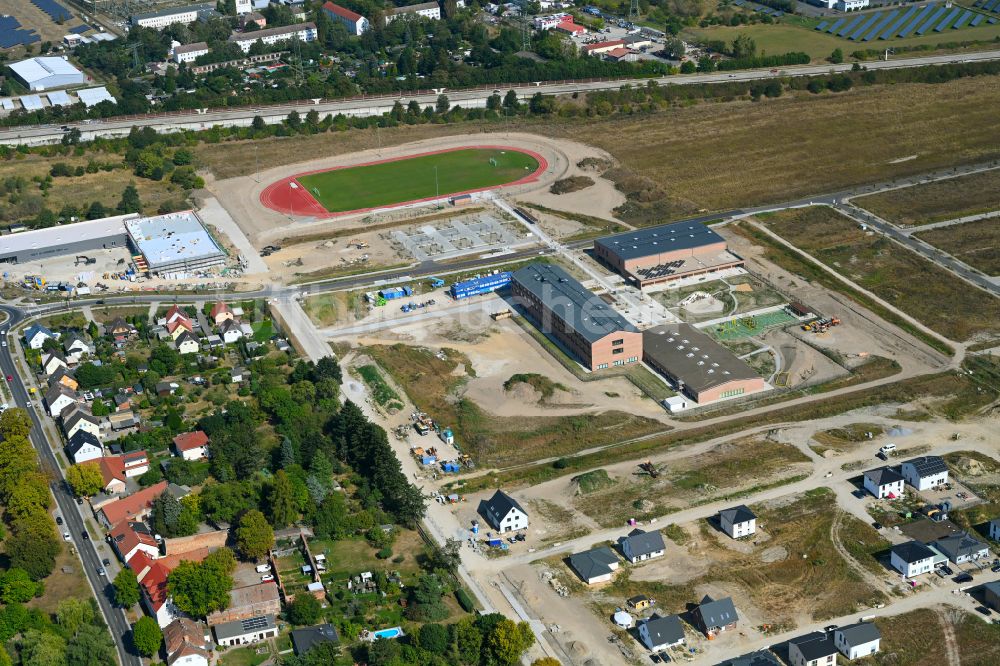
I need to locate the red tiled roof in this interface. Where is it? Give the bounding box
[128,549,155,578]
[556,20,584,32]
[92,456,125,487]
[101,481,167,527]
[141,561,171,611]
[110,521,157,559]
[210,301,231,319]
[323,1,362,22]
[173,431,209,452]
[165,305,187,321]
[606,47,631,58]
[583,39,624,52]
[167,318,193,334]
[164,618,210,663]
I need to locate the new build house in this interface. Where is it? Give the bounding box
[863,467,905,499]
[481,490,528,533]
[568,547,620,585]
[890,541,937,577]
[638,614,685,652]
[932,532,989,564]
[787,631,838,666]
[719,505,756,539]
[619,528,666,564]
[834,623,881,660]
[900,456,949,491]
[692,596,738,637]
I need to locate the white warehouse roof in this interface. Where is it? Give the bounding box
[77,86,116,107]
[8,57,85,91]
[0,214,135,259]
[47,90,73,106]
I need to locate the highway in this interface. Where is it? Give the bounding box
[0,304,141,666]
[3,49,1000,146]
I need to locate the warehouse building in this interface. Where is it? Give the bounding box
[511,263,641,372]
[8,57,86,91]
[593,221,745,288]
[643,323,766,405]
[124,211,226,274]
[0,211,225,275]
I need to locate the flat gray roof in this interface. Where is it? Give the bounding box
[125,211,224,270]
[595,221,724,261]
[0,214,134,258]
[132,2,215,21]
[512,263,637,343]
[390,1,439,13]
[643,323,760,394]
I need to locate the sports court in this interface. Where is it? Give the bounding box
[705,308,799,341]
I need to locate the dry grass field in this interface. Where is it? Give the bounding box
[197,78,1000,218]
[364,343,663,466]
[0,153,181,218]
[758,207,1000,342]
[874,608,1000,665]
[854,168,1000,226]
[915,219,1000,276]
[573,438,811,527]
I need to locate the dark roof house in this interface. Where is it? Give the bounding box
[568,547,619,584]
[692,595,738,636]
[619,528,665,562]
[290,623,339,655]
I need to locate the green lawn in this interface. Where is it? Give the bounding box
[252,319,274,342]
[295,148,539,212]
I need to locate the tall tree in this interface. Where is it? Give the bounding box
[66,464,104,497]
[116,183,142,214]
[17,630,66,666]
[65,624,117,666]
[236,509,274,561]
[113,568,141,608]
[267,470,297,528]
[132,617,162,657]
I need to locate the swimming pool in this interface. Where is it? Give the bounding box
[368,627,404,641]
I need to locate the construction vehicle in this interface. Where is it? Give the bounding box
[428,277,445,288]
[22,276,45,290]
[74,255,97,266]
[637,461,661,479]
[801,317,841,333]
[412,412,434,436]
[347,239,369,249]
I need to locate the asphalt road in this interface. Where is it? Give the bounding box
[0,305,141,666]
[3,49,1000,146]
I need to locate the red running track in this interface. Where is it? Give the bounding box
[258,145,548,219]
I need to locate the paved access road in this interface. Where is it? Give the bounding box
[0,305,142,666]
[3,49,1000,146]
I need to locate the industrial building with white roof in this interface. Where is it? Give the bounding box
[8,57,86,91]
[0,211,225,275]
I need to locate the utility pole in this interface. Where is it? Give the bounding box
[629,0,639,20]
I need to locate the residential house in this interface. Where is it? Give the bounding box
[213,614,278,647]
[109,410,140,431]
[719,505,756,539]
[692,596,738,637]
[932,532,989,564]
[172,431,209,460]
[62,404,101,440]
[135,556,175,627]
[900,456,949,491]
[110,520,160,563]
[718,652,784,666]
[890,540,937,577]
[984,581,1000,612]
[290,623,339,655]
[567,546,620,585]
[231,367,247,383]
[49,366,79,391]
[24,323,58,349]
[93,451,149,494]
[41,350,68,376]
[107,317,137,341]
[122,450,150,476]
[321,1,369,34]
[46,383,79,417]
[238,10,267,29]
[163,617,212,666]
[63,333,93,363]
[210,301,234,325]
[219,319,243,344]
[481,489,529,533]
[619,528,666,564]
[156,381,179,396]
[164,305,190,326]
[863,467,905,499]
[67,431,103,464]
[98,480,169,528]
[638,614,685,652]
[990,518,1000,542]
[176,331,200,355]
[168,318,194,339]
[834,622,881,660]
[206,583,281,625]
[788,631,838,666]
[114,393,132,412]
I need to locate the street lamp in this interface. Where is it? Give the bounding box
[434,165,439,199]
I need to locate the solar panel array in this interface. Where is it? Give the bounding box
[0,16,40,48]
[31,0,73,22]
[69,24,91,34]
[635,260,686,280]
[974,0,1000,11]
[814,3,992,40]
[732,0,783,16]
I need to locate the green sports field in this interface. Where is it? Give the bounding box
[295,148,540,213]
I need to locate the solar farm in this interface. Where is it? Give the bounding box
[0,16,40,49]
[732,0,785,18]
[814,4,997,42]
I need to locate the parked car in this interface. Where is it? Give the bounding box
[63,532,72,541]
[260,574,274,582]
[102,558,111,567]
[56,516,63,525]
[955,572,973,584]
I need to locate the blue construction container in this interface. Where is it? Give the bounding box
[379,286,413,300]
[421,455,437,465]
[450,272,512,300]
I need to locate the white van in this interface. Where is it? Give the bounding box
[879,443,896,456]
[255,564,271,574]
